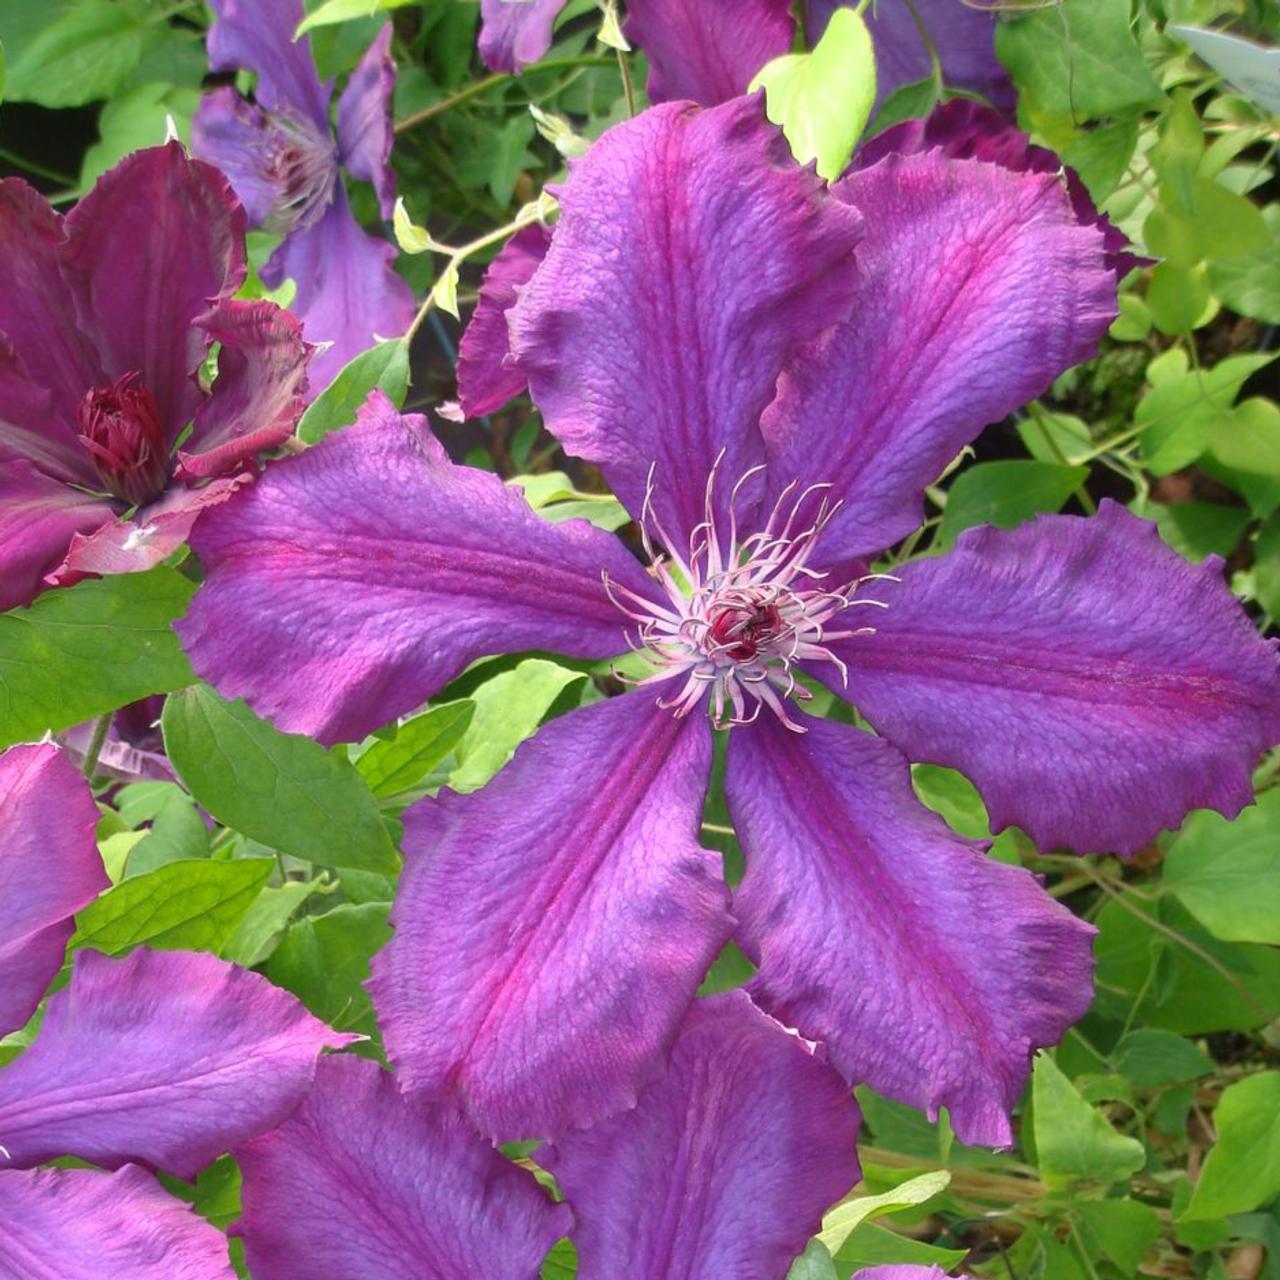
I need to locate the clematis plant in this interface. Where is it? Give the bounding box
[194,0,414,393]
[478,0,1011,111]
[177,98,1280,1151]
[232,991,858,1278]
[0,143,310,612]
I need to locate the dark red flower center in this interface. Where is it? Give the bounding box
[77,374,169,507]
[707,600,785,662]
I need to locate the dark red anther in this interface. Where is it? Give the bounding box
[77,373,169,507]
[707,602,784,662]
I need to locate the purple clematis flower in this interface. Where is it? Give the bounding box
[177,98,1280,1149]
[194,0,415,393]
[0,143,310,612]
[479,0,1012,114]
[233,990,857,1279]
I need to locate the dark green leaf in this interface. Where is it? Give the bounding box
[221,879,325,967]
[1112,1028,1214,1088]
[1184,1072,1280,1220]
[1076,1198,1162,1272]
[939,461,1086,547]
[163,685,399,874]
[72,858,272,955]
[1154,501,1250,562]
[356,700,475,797]
[297,339,411,443]
[0,567,194,750]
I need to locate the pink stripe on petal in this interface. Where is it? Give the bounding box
[726,715,1095,1147]
[540,991,860,1278]
[834,502,1280,856]
[371,692,730,1140]
[0,948,355,1177]
[235,1055,570,1279]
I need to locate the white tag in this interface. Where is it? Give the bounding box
[1172,25,1280,118]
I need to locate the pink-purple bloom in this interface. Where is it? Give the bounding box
[194,0,414,393]
[178,97,1280,1151]
[0,143,310,611]
[232,990,858,1278]
[479,0,1012,113]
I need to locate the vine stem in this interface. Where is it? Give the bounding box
[81,712,114,781]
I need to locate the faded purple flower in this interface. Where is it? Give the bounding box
[0,143,310,611]
[478,0,1012,113]
[232,990,857,1279]
[178,98,1280,1149]
[194,0,414,392]
[0,744,107,1037]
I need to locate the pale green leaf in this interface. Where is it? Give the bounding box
[297,339,410,443]
[1184,1072,1280,1220]
[296,1,411,37]
[355,700,475,798]
[818,1171,951,1255]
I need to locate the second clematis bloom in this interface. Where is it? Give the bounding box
[194,0,414,393]
[0,143,310,611]
[178,98,1280,1149]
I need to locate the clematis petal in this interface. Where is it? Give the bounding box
[0,461,118,611]
[539,990,859,1278]
[206,0,331,130]
[63,144,247,439]
[0,1165,236,1280]
[0,947,355,1177]
[370,692,731,1140]
[191,89,285,228]
[178,300,310,478]
[806,0,1013,112]
[478,0,570,73]
[761,148,1115,562]
[860,99,1145,281]
[235,1055,571,1279]
[262,187,414,394]
[508,97,863,545]
[725,714,1095,1147]
[0,335,97,485]
[47,476,250,588]
[623,0,796,106]
[0,744,107,1037]
[834,502,1280,855]
[854,1269,963,1280]
[336,24,397,219]
[181,395,652,744]
[456,223,552,420]
[0,180,103,430]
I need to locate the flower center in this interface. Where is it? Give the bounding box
[605,463,894,732]
[77,373,169,507]
[260,113,338,235]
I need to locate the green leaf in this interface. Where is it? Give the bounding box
[1031,1051,1145,1189]
[4,0,155,107]
[510,472,631,532]
[1147,262,1213,335]
[1208,397,1280,478]
[72,858,272,955]
[0,567,195,750]
[297,339,411,443]
[450,658,587,793]
[1109,294,1151,342]
[295,0,412,37]
[1255,512,1280,619]
[1153,501,1250,563]
[1111,1029,1214,1089]
[540,1239,578,1280]
[221,879,325,967]
[995,0,1162,119]
[1209,204,1280,325]
[1076,1198,1162,1273]
[1163,790,1280,944]
[818,1171,951,1256]
[163,685,400,874]
[125,786,210,878]
[938,461,1086,547]
[832,1224,966,1276]
[1184,1072,1280,1220]
[787,1239,839,1280]
[355,700,475,798]
[489,114,536,208]
[264,902,391,1046]
[750,6,876,181]
[865,76,938,140]
[80,82,200,189]
[1017,411,1092,465]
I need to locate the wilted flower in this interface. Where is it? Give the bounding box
[178,99,1280,1150]
[0,144,310,611]
[233,991,857,1279]
[194,0,414,392]
[479,0,1011,112]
